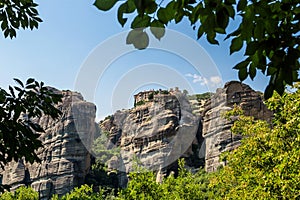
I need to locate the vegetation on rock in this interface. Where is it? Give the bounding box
[210,85,300,199]
[0,78,62,191]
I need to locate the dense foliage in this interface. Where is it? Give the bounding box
[0,186,38,200]
[118,159,214,200]
[210,86,300,199]
[0,0,42,38]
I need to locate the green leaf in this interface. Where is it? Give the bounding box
[93,0,118,11]
[254,20,264,39]
[9,28,16,39]
[237,0,247,11]
[225,28,241,40]
[230,37,243,54]
[264,20,277,34]
[207,32,219,45]
[1,20,7,31]
[134,0,143,13]
[248,63,256,80]
[9,86,15,98]
[131,15,151,28]
[245,41,259,56]
[267,66,277,76]
[117,0,136,26]
[197,26,204,39]
[238,67,248,81]
[175,10,184,24]
[13,78,24,88]
[4,28,9,38]
[126,29,149,49]
[157,4,175,24]
[26,78,35,85]
[214,27,226,34]
[217,8,229,29]
[145,1,157,14]
[224,5,235,19]
[233,59,250,70]
[150,20,165,40]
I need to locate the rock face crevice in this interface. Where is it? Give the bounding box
[0,90,96,199]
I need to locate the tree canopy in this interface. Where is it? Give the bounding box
[94,0,300,99]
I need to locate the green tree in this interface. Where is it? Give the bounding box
[0,186,39,200]
[210,87,300,199]
[118,159,215,200]
[0,78,62,191]
[0,0,42,38]
[94,0,300,99]
[51,185,101,200]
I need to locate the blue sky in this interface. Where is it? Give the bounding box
[0,0,269,120]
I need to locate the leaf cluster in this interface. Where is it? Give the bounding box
[118,159,215,200]
[0,0,42,38]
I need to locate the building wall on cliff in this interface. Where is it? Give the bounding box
[202,81,273,172]
[0,90,96,199]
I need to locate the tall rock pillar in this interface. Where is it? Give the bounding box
[202,81,273,172]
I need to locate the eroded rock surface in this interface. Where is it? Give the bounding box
[0,82,274,197]
[99,89,201,177]
[0,90,96,199]
[202,81,273,172]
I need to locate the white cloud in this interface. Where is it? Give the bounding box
[185,73,208,85]
[186,74,222,87]
[210,76,222,85]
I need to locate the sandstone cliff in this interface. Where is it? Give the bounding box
[0,90,96,199]
[98,82,272,178]
[0,82,273,197]
[202,81,273,172]
[98,89,202,178]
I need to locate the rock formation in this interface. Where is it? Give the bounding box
[202,81,273,172]
[0,90,96,199]
[98,89,201,179]
[0,81,273,197]
[99,82,273,177]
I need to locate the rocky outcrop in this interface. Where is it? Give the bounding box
[202,81,273,172]
[0,81,274,196]
[99,89,201,178]
[0,90,96,199]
